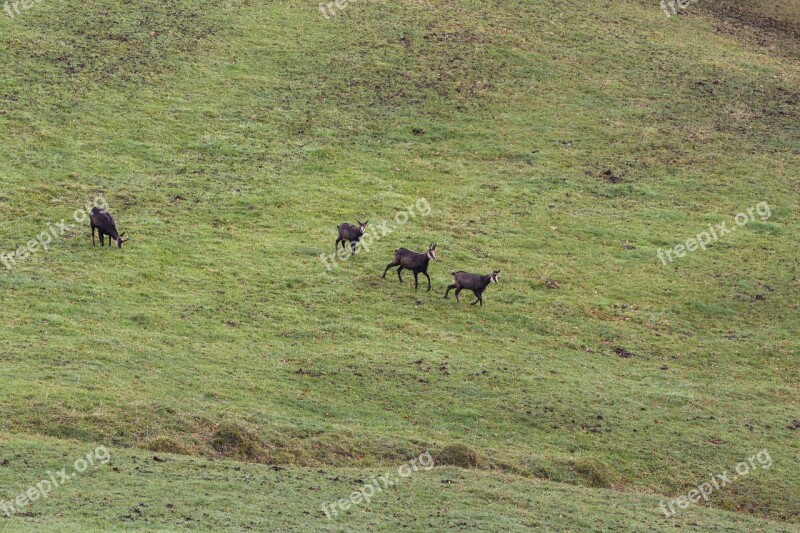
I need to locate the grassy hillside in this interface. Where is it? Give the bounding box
[1,0,798,530]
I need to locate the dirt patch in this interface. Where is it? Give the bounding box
[599,169,624,184]
[701,1,800,59]
[540,277,560,289]
[614,347,638,358]
[423,31,486,44]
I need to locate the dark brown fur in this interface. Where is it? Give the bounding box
[336,221,367,255]
[444,270,500,306]
[90,207,127,248]
[382,244,436,291]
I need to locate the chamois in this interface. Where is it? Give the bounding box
[444,270,500,306]
[90,207,128,248]
[336,221,368,255]
[382,244,436,291]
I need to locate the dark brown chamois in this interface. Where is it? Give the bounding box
[336,221,368,255]
[90,207,128,248]
[444,270,500,306]
[382,244,436,291]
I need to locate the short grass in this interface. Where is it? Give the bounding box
[0,0,798,530]
[2,434,796,531]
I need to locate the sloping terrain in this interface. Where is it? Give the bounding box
[0,0,798,530]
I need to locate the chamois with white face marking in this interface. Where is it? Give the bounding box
[444,270,500,306]
[90,207,128,248]
[382,244,436,292]
[336,220,368,255]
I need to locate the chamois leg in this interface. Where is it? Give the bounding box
[471,290,483,306]
[91,225,96,245]
[444,284,457,298]
[413,272,419,291]
[99,231,105,246]
[350,241,357,255]
[422,271,431,291]
[383,262,398,279]
[335,237,342,251]
[454,287,462,303]
[397,266,404,283]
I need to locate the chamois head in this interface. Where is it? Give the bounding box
[358,221,368,234]
[427,243,437,260]
[490,270,500,283]
[116,233,129,248]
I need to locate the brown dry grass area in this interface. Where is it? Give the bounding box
[740,0,800,25]
[698,0,800,58]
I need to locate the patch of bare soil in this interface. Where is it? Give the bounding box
[700,1,800,59]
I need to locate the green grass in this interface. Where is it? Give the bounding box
[2,434,796,531]
[1,0,798,530]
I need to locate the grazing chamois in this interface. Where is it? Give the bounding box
[90,207,128,248]
[444,270,500,306]
[382,244,436,291]
[336,221,368,255]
